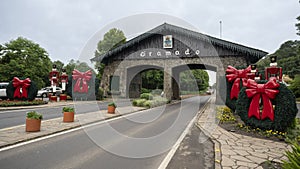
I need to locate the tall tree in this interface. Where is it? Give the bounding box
[141,70,164,89]
[53,60,64,71]
[180,69,209,92]
[94,28,126,79]
[65,59,95,75]
[256,40,300,78]
[0,37,52,88]
[95,28,126,57]
[296,15,300,36]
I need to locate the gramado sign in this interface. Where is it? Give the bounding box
[138,48,201,58]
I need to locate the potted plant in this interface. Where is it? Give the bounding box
[62,106,75,122]
[26,111,43,132]
[107,102,117,114]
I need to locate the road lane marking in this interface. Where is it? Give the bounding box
[0,103,172,152]
[0,96,210,156]
[157,97,211,169]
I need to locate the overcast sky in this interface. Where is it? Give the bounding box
[1,0,299,65]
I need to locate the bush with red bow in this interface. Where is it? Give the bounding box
[225,66,298,131]
[6,77,38,101]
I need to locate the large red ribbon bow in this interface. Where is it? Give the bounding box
[72,69,92,93]
[226,66,251,99]
[12,77,31,98]
[245,77,279,121]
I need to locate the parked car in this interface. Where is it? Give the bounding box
[37,87,63,98]
[0,82,9,99]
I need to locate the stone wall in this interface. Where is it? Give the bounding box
[100,55,247,100]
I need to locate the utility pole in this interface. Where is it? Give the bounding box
[219,21,222,39]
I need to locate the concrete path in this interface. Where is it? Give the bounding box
[197,96,291,169]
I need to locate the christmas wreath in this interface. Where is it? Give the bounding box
[6,77,38,101]
[236,79,298,131]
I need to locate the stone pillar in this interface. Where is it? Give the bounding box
[215,70,226,105]
[117,67,126,98]
[164,66,173,101]
[100,67,112,97]
[172,71,180,100]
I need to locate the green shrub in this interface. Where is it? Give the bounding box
[141,88,150,94]
[108,102,117,108]
[289,74,300,98]
[136,99,146,107]
[285,118,300,142]
[132,99,138,106]
[62,107,75,113]
[151,89,162,95]
[0,100,47,107]
[96,87,104,100]
[282,142,300,169]
[26,111,43,120]
[140,93,153,100]
[236,82,298,131]
[144,100,151,108]
[132,97,168,108]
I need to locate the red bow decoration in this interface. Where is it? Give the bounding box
[72,69,92,93]
[226,66,251,99]
[245,77,279,121]
[12,77,31,98]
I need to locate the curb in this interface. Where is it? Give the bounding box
[0,106,147,149]
[194,97,222,169]
[158,96,212,169]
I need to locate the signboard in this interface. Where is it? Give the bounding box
[163,35,173,48]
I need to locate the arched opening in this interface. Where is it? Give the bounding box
[172,64,217,100]
[127,65,164,98]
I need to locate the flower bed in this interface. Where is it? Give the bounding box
[0,100,48,107]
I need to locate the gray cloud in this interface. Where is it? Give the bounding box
[0,0,299,64]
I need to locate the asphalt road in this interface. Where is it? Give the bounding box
[0,96,209,169]
[0,101,113,129]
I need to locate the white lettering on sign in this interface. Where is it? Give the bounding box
[185,48,190,55]
[140,51,145,57]
[157,51,161,56]
[138,48,201,57]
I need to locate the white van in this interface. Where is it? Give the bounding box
[0,82,9,99]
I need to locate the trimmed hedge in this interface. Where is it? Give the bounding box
[140,93,153,100]
[236,81,298,131]
[0,100,47,107]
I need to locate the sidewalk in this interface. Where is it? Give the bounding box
[197,96,291,169]
[0,105,145,148]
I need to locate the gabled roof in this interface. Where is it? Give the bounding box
[91,23,268,62]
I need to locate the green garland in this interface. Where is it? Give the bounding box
[6,79,38,101]
[236,81,298,131]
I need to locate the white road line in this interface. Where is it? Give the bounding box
[0,106,152,152]
[157,97,211,169]
[157,111,198,169]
